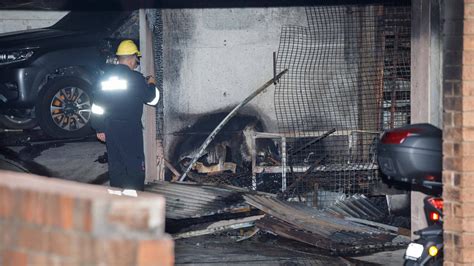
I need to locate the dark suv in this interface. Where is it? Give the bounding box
[0,11,132,138]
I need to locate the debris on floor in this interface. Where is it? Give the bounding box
[145,181,248,219]
[146,181,409,259]
[174,234,359,265]
[246,194,409,256]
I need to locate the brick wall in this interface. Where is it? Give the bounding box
[443,0,472,265]
[0,170,174,266]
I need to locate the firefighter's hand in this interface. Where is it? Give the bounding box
[97,132,106,142]
[146,76,156,85]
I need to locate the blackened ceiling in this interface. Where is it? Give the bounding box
[1,0,411,11]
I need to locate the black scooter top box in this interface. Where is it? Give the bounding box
[377,123,442,186]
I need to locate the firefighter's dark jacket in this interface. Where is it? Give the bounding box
[91,64,156,132]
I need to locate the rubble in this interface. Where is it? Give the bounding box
[147,181,409,257]
[245,194,408,255]
[145,181,247,219]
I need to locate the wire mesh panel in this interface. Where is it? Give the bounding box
[274,3,410,207]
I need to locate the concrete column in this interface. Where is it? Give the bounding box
[410,0,442,236]
[140,9,159,182]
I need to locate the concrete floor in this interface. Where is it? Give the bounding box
[0,137,407,265]
[0,139,107,183]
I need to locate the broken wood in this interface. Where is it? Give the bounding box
[179,69,288,181]
[193,162,237,174]
[162,158,181,179]
[236,227,260,242]
[173,215,264,240]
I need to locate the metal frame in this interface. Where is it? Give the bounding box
[250,130,380,191]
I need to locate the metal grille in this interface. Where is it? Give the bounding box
[274,4,410,207]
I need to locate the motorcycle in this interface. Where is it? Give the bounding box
[404,196,443,265]
[377,123,443,265]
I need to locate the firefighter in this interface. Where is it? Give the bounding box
[91,39,160,191]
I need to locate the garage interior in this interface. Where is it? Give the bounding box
[0,0,467,265]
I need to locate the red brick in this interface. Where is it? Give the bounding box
[96,239,138,266]
[45,193,60,228]
[28,253,56,266]
[465,51,474,65]
[454,202,474,217]
[0,187,13,218]
[137,238,174,266]
[454,112,464,126]
[456,233,474,248]
[461,157,474,171]
[463,127,474,141]
[16,226,49,252]
[2,250,28,266]
[18,190,35,223]
[76,235,95,265]
[458,247,474,263]
[73,199,93,232]
[445,96,463,111]
[464,97,474,112]
[59,196,74,230]
[107,203,152,231]
[17,190,48,226]
[444,157,463,171]
[445,231,455,247]
[444,215,463,232]
[462,142,474,156]
[463,81,474,96]
[443,201,455,216]
[462,172,474,187]
[48,231,76,257]
[459,187,474,202]
[444,246,456,263]
[464,65,474,81]
[55,257,81,266]
[444,142,455,157]
[464,112,474,126]
[443,185,461,202]
[464,35,474,51]
[466,20,474,35]
[468,4,474,15]
[445,127,463,141]
[445,112,454,126]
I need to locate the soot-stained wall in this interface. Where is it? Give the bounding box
[162,8,308,155]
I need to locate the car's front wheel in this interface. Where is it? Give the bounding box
[36,76,94,139]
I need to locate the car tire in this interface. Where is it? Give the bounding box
[0,114,37,129]
[36,76,94,139]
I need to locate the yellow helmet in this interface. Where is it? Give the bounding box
[116,40,141,56]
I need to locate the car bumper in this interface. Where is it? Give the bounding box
[0,66,40,110]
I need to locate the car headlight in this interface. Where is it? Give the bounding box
[0,48,36,65]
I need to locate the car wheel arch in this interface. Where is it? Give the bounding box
[37,65,98,94]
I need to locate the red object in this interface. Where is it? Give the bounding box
[381,128,422,144]
[425,175,436,181]
[427,197,444,211]
[429,212,440,221]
